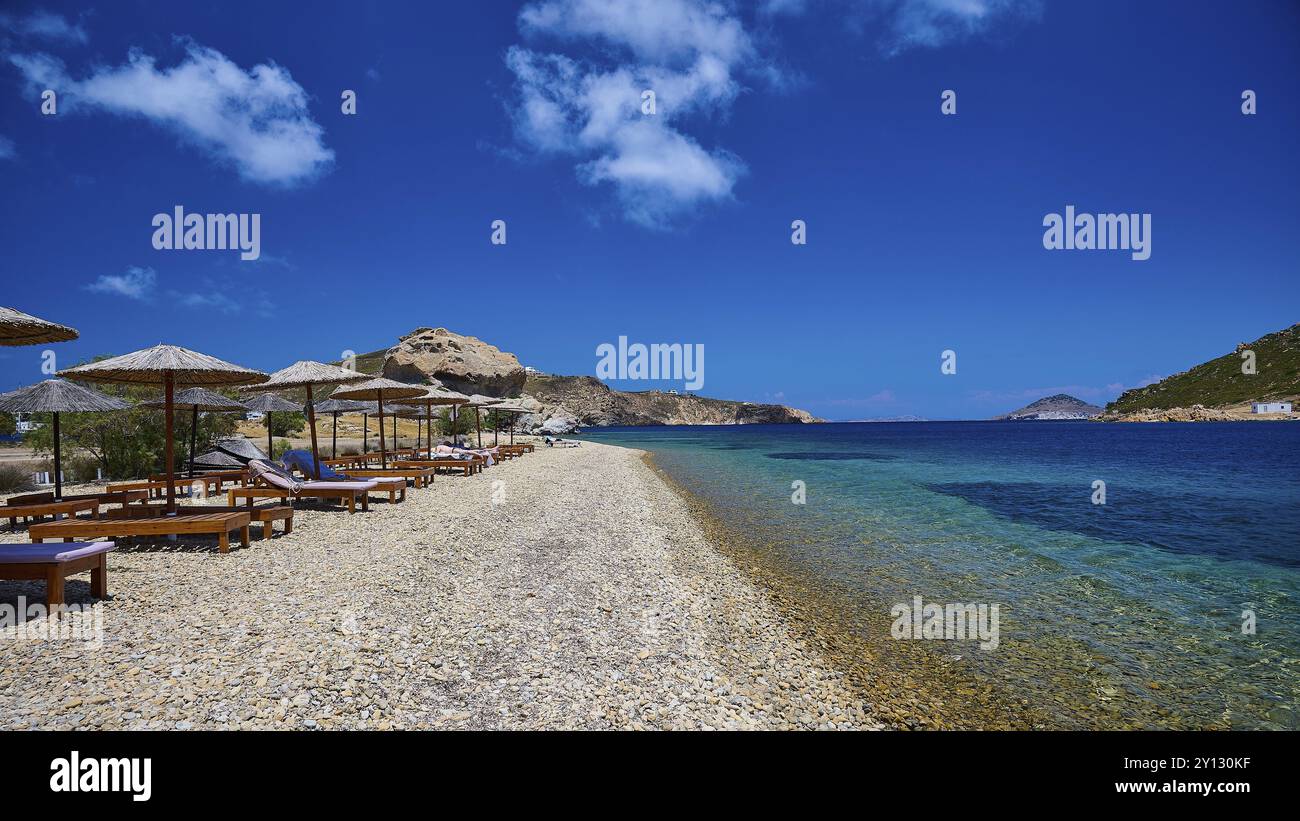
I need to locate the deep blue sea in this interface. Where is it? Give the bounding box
[579,421,1300,729]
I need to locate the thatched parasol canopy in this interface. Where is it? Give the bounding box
[57,344,266,513]
[143,386,248,412]
[330,378,424,468]
[0,306,79,346]
[399,387,471,454]
[245,360,367,391]
[0,379,128,499]
[0,379,128,414]
[246,361,368,479]
[312,398,369,414]
[242,393,301,413]
[59,344,268,387]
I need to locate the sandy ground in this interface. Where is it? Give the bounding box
[0,442,877,730]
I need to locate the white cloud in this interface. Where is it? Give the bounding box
[0,135,15,160]
[85,266,156,300]
[881,0,1042,54]
[9,41,333,186]
[0,10,88,44]
[506,0,762,227]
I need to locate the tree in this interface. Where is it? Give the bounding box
[268,411,306,438]
[437,407,476,437]
[0,413,15,438]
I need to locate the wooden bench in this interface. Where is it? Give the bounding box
[394,459,479,476]
[107,477,226,500]
[30,511,253,554]
[149,469,247,494]
[8,489,151,508]
[0,541,115,609]
[5,497,102,529]
[103,503,293,539]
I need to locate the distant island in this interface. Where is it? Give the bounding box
[994,394,1102,420]
[1101,322,1299,422]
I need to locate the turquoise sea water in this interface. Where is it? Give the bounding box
[579,422,1300,729]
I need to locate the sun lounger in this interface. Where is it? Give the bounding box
[339,468,435,488]
[107,475,228,499]
[30,511,252,554]
[394,458,480,476]
[231,459,380,513]
[5,497,102,529]
[8,489,151,508]
[279,451,408,501]
[0,541,116,609]
[102,503,293,539]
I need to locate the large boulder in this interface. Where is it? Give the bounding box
[534,415,580,435]
[383,327,525,397]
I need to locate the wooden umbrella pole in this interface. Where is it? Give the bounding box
[363,414,368,454]
[188,405,198,479]
[475,408,482,449]
[306,384,322,480]
[377,392,387,469]
[164,371,176,515]
[426,404,434,459]
[510,412,515,445]
[392,413,397,451]
[52,411,62,500]
[332,413,338,459]
[267,413,274,460]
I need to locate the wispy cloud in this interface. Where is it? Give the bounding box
[764,0,1043,56]
[0,135,15,160]
[86,266,274,318]
[85,265,156,300]
[8,40,334,186]
[505,0,768,227]
[0,9,88,44]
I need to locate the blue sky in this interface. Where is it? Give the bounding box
[1,0,1296,419]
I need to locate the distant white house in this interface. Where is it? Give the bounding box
[1251,401,1292,414]
[523,366,544,375]
[667,389,679,396]
[245,411,265,421]
[15,420,40,433]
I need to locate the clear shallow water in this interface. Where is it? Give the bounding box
[580,422,1300,729]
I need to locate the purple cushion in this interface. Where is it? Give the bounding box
[300,481,376,491]
[0,541,116,564]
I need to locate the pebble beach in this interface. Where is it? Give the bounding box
[0,442,880,730]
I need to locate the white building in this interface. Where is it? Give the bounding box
[1251,401,1292,414]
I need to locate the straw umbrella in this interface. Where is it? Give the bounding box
[313,398,368,458]
[143,387,248,479]
[244,361,367,479]
[492,401,532,445]
[465,394,501,449]
[0,379,127,499]
[0,306,79,346]
[242,393,301,459]
[330,378,424,468]
[398,387,471,458]
[58,345,267,514]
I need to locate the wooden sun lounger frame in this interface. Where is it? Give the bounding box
[337,467,436,488]
[30,511,253,554]
[103,503,293,539]
[0,549,108,609]
[394,459,480,476]
[229,485,368,514]
[5,497,102,529]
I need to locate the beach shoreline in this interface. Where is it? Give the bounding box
[0,440,880,730]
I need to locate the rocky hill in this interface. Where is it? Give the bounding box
[1103,323,1299,419]
[995,394,1102,420]
[348,328,819,428]
[524,374,818,426]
